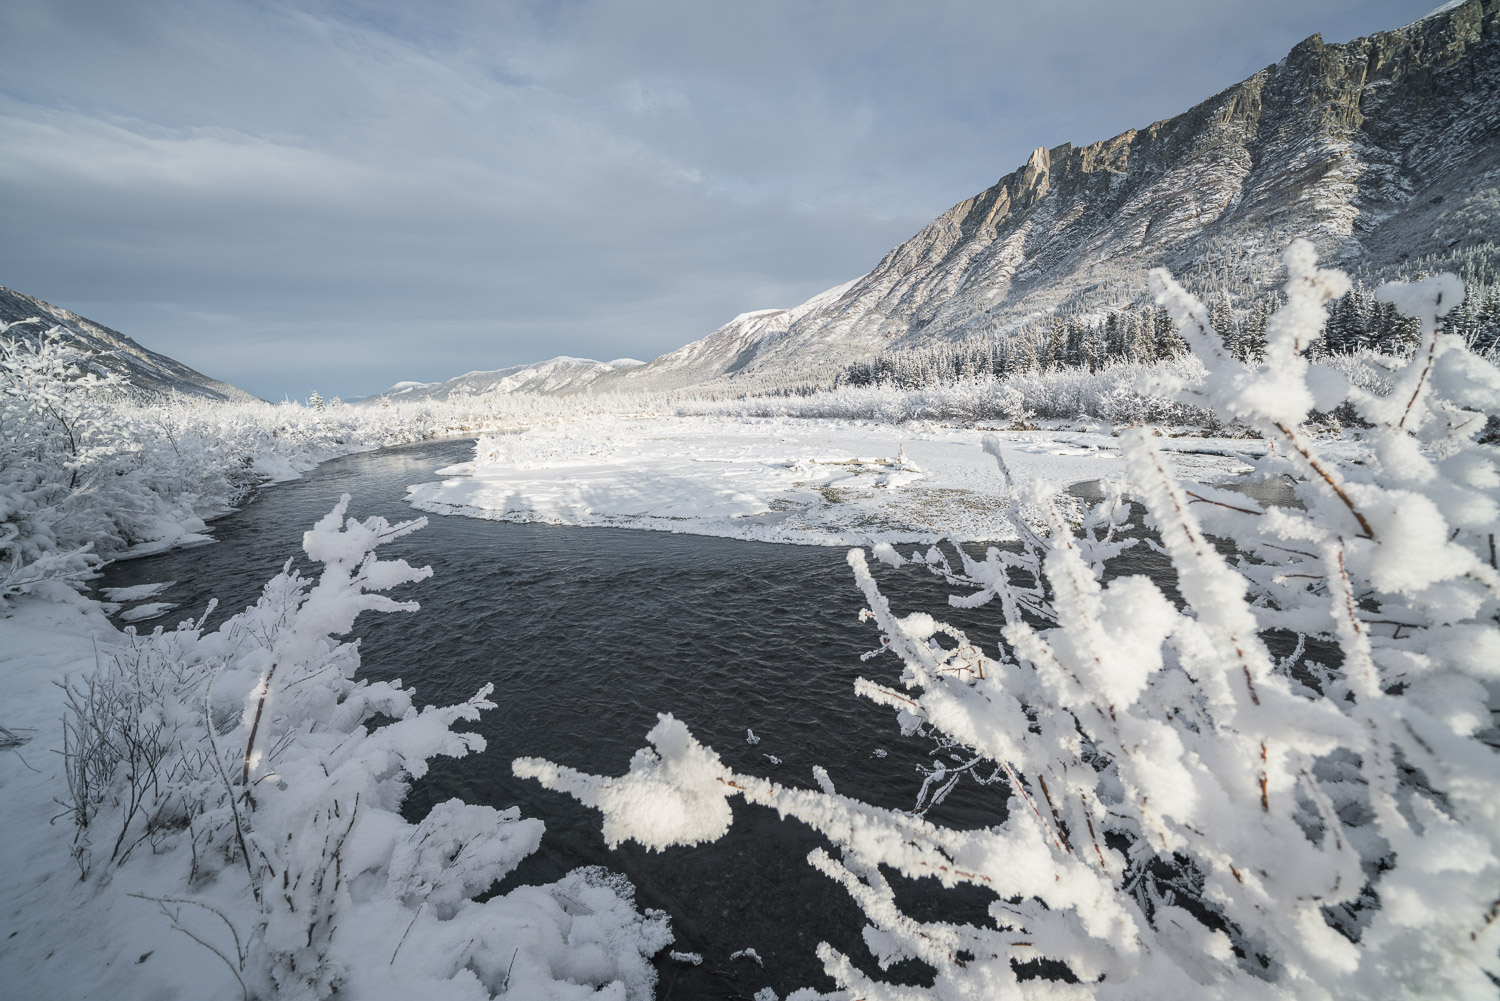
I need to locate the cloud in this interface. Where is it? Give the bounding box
[0,0,1438,399]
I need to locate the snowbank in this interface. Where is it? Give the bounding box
[407,415,1267,545]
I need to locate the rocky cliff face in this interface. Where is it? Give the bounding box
[0,285,255,402]
[614,0,1500,391]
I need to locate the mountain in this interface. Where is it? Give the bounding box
[365,355,646,403]
[0,285,255,402]
[597,0,1500,392]
[596,279,859,393]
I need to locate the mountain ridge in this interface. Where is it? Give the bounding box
[363,355,646,403]
[580,0,1499,393]
[0,285,256,402]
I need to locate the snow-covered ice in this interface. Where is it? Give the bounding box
[98,581,175,601]
[408,415,1263,545]
[116,601,179,622]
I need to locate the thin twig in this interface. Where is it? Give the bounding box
[1184,490,1262,516]
[129,894,249,1001]
[389,902,424,965]
[1271,421,1374,539]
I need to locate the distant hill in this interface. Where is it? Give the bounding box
[592,279,859,394]
[0,285,255,402]
[361,355,646,403]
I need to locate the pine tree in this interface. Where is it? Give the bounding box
[1473,289,1500,354]
[1128,309,1155,363]
[1323,288,1359,354]
[1008,333,1038,373]
[1082,322,1108,371]
[1209,288,1234,348]
[1154,306,1184,360]
[1064,319,1085,368]
[1045,317,1068,369]
[1104,312,1125,360]
[1238,295,1272,361]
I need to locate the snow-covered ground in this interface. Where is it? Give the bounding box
[407,415,1271,545]
[0,590,245,1000]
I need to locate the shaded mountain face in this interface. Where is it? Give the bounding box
[606,0,1500,392]
[0,285,255,402]
[364,355,646,403]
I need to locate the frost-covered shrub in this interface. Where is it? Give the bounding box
[64,496,670,1000]
[676,357,1216,426]
[0,322,122,600]
[0,334,428,604]
[517,241,1500,999]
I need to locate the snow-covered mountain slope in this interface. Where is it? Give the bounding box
[0,285,255,402]
[613,0,1500,392]
[591,279,859,394]
[365,355,645,403]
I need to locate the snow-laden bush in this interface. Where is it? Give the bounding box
[64,496,670,1000]
[676,357,1218,426]
[1,332,434,604]
[516,241,1500,999]
[0,322,123,600]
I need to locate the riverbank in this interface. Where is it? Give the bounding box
[407,414,1291,545]
[0,586,247,1000]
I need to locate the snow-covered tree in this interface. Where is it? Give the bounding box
[0,321,125,601]
[516,241,1500,999]
[0,322,125,487]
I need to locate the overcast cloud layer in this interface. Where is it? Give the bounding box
[1,0,1437,400]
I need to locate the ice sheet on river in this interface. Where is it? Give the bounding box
[406,416,1264,545]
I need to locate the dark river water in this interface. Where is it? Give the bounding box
[99,438,1022,999]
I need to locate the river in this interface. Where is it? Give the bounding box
[99,437,1020,998]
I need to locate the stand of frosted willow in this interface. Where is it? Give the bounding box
[516,241,1500,999]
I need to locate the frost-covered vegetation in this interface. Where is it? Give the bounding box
[2,324,691,996]
[680,353,1411,430]
[59,496,669,999]
[0,324,415,603]
[681,251,1500,427]
[685,358,1211,426]
[0,322,669,605]
[516,242,1500,999]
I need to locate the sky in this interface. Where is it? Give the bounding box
[0,0,1440,401]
